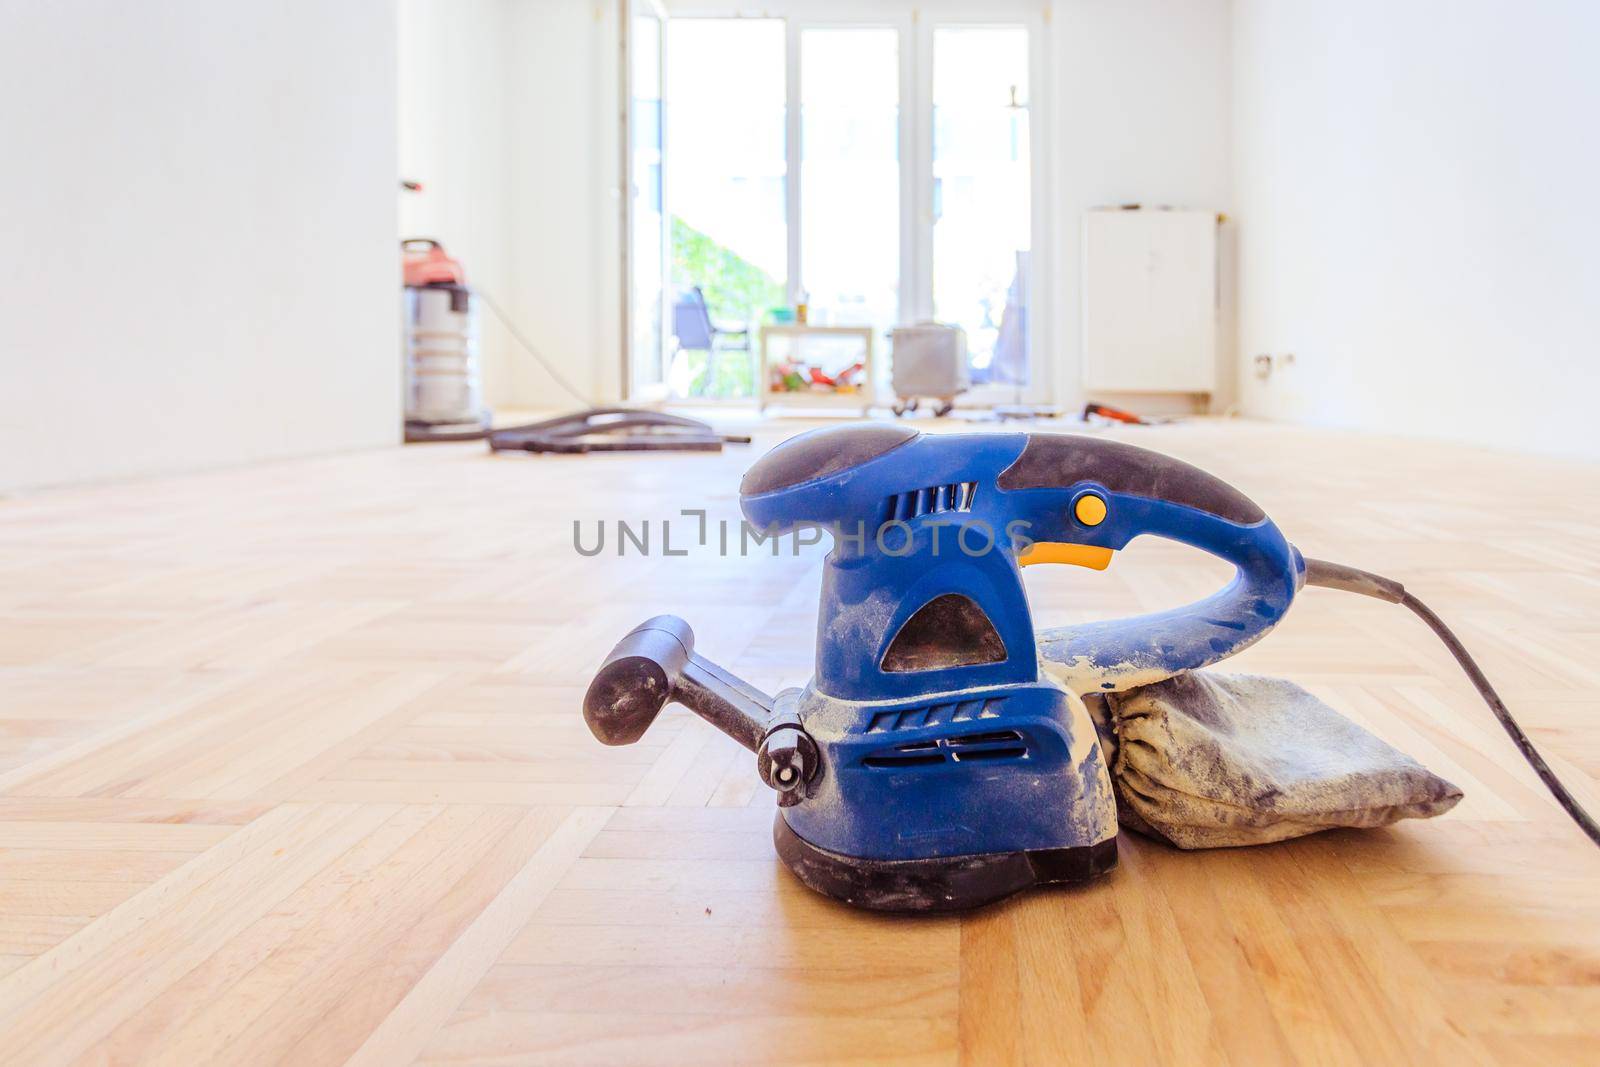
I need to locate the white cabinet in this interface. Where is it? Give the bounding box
[1082,209,1217,394]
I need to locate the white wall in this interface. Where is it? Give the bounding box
[1233,0,1600,459]
[506,0,623,406]
[399,0,617,410]
[0,0,400,492]
[1050,0,1236,415]
[399,0,514,403]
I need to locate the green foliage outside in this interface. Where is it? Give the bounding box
[670,216,785,397]
[671,216,784,325]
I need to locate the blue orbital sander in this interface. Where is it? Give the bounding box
[582,426,1599,911]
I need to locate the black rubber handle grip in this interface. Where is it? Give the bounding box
[996,434,1266,526]
[582,616,694,746]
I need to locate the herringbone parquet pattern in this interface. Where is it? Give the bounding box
[0,419,1596,1064]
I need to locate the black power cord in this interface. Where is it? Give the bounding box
[473,286,592,406]
[1302,557,1600,848]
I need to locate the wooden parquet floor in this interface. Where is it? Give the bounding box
[0,418,1596,1065]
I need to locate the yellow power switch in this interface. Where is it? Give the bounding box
[1074,493,1108,526]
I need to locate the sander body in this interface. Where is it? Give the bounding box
[583,425,1306,911]
[585,424,1600,909]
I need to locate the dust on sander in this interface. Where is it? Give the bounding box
[1087,672,1462,849]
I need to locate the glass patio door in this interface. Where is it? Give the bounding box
[624,2,667,399]
[927,24,1033,391]
[796,27,902,331]
[663,18,786,399]
[625,7,1044,405]
[794,22,906,399]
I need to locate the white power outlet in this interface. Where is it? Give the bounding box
[1253,353,1297,381]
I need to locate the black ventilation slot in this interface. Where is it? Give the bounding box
[863,752,946,769]
[951,747,1026,762]
[946,730,1022,746]
[947,729,1028,762]
[862,738,942,768]
[862,729,1028,770]
[883,481,977,522]
[865,697,1006,733]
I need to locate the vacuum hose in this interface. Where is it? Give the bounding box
[1302,558,1600,849]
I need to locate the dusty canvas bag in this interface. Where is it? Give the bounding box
[1085,671,1462,849]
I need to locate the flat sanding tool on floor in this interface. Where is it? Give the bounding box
[581,426,1599,911]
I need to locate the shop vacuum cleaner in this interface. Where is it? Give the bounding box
[582,425,1600,912]
[401,238,748,453]
[402,238,488,440]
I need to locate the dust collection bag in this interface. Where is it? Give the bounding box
[1088,671,1463,849]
